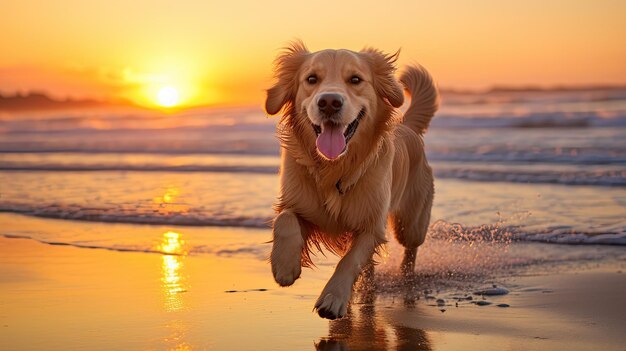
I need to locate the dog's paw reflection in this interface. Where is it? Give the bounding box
[315,339,348,351]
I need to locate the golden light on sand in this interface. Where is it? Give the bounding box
[157,86,180,107]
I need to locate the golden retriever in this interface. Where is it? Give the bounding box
[265,41,439,319]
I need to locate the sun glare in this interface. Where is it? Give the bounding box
[157,86,180,107]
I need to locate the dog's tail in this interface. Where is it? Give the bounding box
[399,65,439,134]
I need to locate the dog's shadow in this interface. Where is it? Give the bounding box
[315,285,432,351]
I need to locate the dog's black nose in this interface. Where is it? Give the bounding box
[317,93,343,115]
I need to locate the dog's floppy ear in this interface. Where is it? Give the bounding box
[361,48,405,108]
[265,41,310,115]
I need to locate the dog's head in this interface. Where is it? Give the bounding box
[265,42,404,160]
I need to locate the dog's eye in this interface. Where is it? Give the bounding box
[349,76,362,85]
[307,75,318,84]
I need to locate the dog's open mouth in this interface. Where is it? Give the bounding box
[312,108,366,160]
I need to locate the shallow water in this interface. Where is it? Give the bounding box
[1,172,624,245]
[1,88,625,252]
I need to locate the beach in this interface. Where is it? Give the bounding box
[1,218,624,351]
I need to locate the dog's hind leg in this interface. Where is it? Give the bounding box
[362,259,375,284]
[401,246,418,276]
[391,185,433,276]
[271,209,304,287]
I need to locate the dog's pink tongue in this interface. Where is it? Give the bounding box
[316,123,346,160]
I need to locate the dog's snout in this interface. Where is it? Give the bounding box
[317,93,343,115]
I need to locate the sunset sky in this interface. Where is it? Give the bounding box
[1,0,625,108]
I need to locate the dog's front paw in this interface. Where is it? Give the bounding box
[314,292,349,320]
[271,254,302,287]
[271,210,304,287]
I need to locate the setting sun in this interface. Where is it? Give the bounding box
[157,86,180,107]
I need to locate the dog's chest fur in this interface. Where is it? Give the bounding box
[278,140,394,236]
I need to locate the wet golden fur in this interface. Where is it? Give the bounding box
[265,41,439,319]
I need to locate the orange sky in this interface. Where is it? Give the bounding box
[1,0,625,108]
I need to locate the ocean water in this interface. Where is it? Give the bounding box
[1,88,625,269]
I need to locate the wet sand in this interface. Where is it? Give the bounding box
[0,235,624,351]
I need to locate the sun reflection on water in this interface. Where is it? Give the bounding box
[164,320,194,351]
[158,231,188,312]
[157,231,192,350]
[161,231,185,254]
[153,185,190,215]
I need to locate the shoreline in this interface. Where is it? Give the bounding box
[1,231,625,351]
